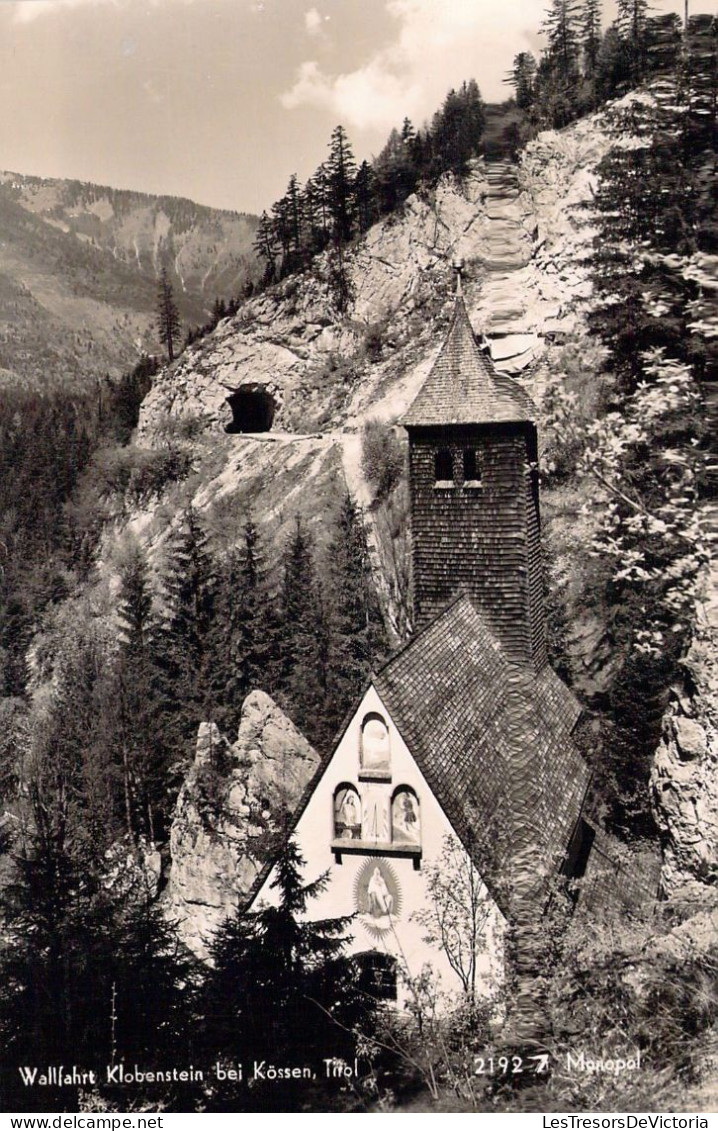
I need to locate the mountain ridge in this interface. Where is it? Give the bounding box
[0,169,260,389]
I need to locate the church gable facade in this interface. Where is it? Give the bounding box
[248,277,595,1032]
[248,680,506,1004]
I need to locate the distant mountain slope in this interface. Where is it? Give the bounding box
[0,171,259,388]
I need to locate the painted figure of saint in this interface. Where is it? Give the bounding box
[392,789,420,845]
[355,859,400,937]
[334,787,361,839]
[367,866,394,918]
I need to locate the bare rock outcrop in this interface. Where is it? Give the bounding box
[165,690,320,958]
[651,555,718,904]
[103,836,162,903]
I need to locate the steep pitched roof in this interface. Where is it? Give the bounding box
[402,296,536,427]
[245,596,590,919]
[372,595,589,913]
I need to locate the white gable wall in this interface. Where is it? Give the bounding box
[249,684,506,1006]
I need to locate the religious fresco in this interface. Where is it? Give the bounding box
[332,773,421,850]
[391,787,420,845]
[354,859,402,939]
[333,785,362,840]
[360,712,391,773]
[361,784,390,843]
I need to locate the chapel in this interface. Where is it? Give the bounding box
[247,278,603,1035]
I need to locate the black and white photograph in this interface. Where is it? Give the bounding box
[0,0,715,1116]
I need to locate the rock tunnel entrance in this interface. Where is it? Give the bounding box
[225,387,276,433]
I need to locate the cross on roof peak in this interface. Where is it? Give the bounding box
[451,256,464,297]
[401,258,537,428]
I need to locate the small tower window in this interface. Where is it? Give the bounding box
[434,449,454,486]
[463,449,482,486]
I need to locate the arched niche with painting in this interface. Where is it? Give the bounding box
[359,712,391,780]
[333,783,362,841]
[391,786,420,847]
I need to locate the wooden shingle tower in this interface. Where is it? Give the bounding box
[249,268,595,1040]
[402,269,546,670]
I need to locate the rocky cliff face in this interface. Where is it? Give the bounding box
[137,100,622,448]
[137,135,609,443]
[165,691,320,958]
[651,556,718,904]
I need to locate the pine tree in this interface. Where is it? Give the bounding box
[589,92,696,391]
[156,266,181,363]
[115,543,169,841]
[324,126,357,313]
[207,521,279,731]
[158,508,217,757]
[270,193,291,273]
[323,495,387,737]
[507,52,538,108]
[580,0,602,79]
[211,296,227,326]
[278,519,327,737]
[284,173,303,272]
[616,0,649,82]
[373,126,418,213]
[616,1,649,49]
[215,518,281,712]
[595,24,634,100]
[354,159,377,234]
[104,895,198,1082]
[37,624,122,864]
[0,852,195,1111]
[539,0,582,125]
[543,0,581,79]
[326,124,357,245]
[430,79,486,179]
[0,390,101,697]
[110,355,159,445]
[684,13,718,150]
[253,210,278,284]
[199,837,365,1107]
[306,165,332,252]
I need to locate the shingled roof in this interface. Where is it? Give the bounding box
[402,296,536,427]
[372,595,590,914]
[244,593,591,920]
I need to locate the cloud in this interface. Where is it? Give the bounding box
[12,0,112,23]
[281,59,420,131]
[281,0,548,130]
[10,0,197,23]
[304,7,323,36]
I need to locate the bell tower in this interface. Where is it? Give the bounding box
[402,269,547,671]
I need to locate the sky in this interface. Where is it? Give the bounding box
[0,0,712,215]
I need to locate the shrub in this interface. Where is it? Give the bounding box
[89,445,193,506]
[361,420,407,507]
[153,410,208,443]
[362,321,388,363]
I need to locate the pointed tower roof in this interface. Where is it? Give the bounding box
[402,294,536,427]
